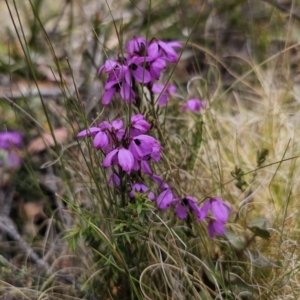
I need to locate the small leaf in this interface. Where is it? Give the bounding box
[247,217,270,239]
[136,203,143,215]
[224,228,247,250]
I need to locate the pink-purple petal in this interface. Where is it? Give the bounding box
[157,94,168,106]
[208,220,225,238]
[211,199,229,223]
[183,99,206,113]
[198,201,211,221]
[132,67,152,83]
[152,83,164,93]
[148,43,159,58]
[93,131,109,149]
[77,127,100,138]
[118,148,134,172]
[156,189,173,209]
[141,160,152,175]
[103,149,118,168]
[176,203,188,219]
[103,88,116,105]
[112,119,124,130]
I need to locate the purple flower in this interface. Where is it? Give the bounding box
[100,60,136,104]
[199,197,231,223]
[127,56,152,84]
[152,83,176,106]
[77,126,110,150]
[130,114,151,136]
[98,59,119,76]
[103,147,134,173]
[182,99,206,113]
[198,198,231,237]
[0,132,23,149]
[100,119,125,141]
[103,70,136,104]
[99,55,153,105]
[129,183,155,201]
[148,39,182,63]
[93,131,109,150]
[126,36,147,56]
[148,57,166,80]
[156,188,173,209]
[77,127,101,138]
[129,135,162,161]
[172,196,201,219]
[208,220,225,238]
[77,119,126,152]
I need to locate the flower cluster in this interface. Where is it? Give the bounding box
[78,115,231,237]
[0,131,23,169]
[77,36,230,238]
[98,37,182,105]
[155,188,231,237]
[77,114,161,175]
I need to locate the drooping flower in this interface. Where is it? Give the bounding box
[172,196,201,219]
[77,126,109,151]
[93,131,109,150]
[77,119,126,152]
[126,36,147,56]
[182,99,206,113]
[129,134,162,161]
[156,188,173,209]
[103,147,134,173]
[208,220,226,238]
[130,114,151,136]
[198,198,232,237]
[77,127,101,138]
[198,197,231,223]
[98,59,120,76]
[152,83,177,106]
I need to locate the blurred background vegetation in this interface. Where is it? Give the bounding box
[1,0,300,299]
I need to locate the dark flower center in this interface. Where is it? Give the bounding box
[182,198,188,206]
[130,64,138,71]
[134,139,141,146]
